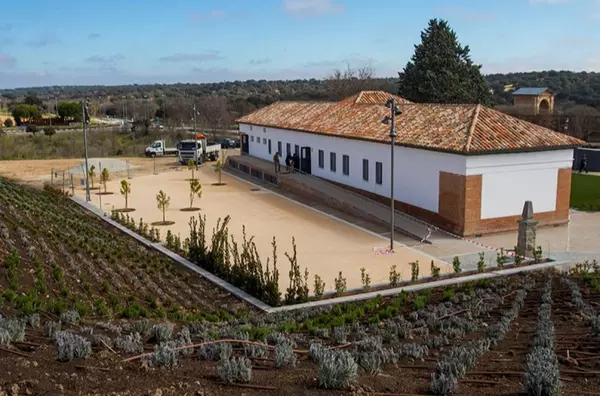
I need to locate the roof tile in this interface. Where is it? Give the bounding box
[236,91,583,154]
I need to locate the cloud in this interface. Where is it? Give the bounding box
[0,53,16,68]
[556,37,592,46]
[88,33,101,40]
[159,51,224,63]
[283,0,344,17]
[249,58,271,65]
[304,53,376,69]
[189,9,241,22]
[84,54,125,64]
[26,32,60,47]
[435,6,494,22]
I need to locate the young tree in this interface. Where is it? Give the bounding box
[188,159,195,180]
[214,158,224,185]
[156,190,171,223]
[189,179,202,209]
[89,165,96,190]
[44,127,56,139]
[26,125,38,135]
[120,180,131,209]
[398,19,492,105]
[325,64,377,99]
[101,168,110,193]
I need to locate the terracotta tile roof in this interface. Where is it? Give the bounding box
[236,91,583,154]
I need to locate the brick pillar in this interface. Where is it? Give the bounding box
[516,201,538,258]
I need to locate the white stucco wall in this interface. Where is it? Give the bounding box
[240,124,466,213]
[466,149,573,219]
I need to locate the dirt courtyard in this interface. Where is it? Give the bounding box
[65,162,449,293]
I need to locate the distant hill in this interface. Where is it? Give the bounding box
[0,71,598,122]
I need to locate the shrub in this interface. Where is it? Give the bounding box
[44,321,62,337]
[533,246,543,263]
[429,372,458,395]
[275,341,297,368]
[334,271,347,295]
[0,330,10,346]
[317,350,358,389]
[389,264,400,287]
[431,260,441,278]
[150,343,178,369]
[151,323,174,342]
[60,309,81,325]
[360,268,371,291]
[496,248,505,268]
[308,342,328,363]
[198,341,233,361]
[333,326,348,344]
[0,318,25,342]
[218,357,252,384]
[452,256,461,273]
[313,274,325,299]
[514,246,523,266]
[410,261,419,281]
[54,331,92,362]
[129,318,152,336]
[477,252,486,273]
[523,347,561,396]
[114,333,144,354]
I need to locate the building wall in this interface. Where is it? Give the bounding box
[239,123,574,236]
[239,123,466,214]
[513,94,555,115]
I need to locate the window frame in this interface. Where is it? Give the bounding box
[342,154,350,176]
[318,149,324,169]
[330,152,337,172]
[362,159,369,181]
[375,161,383,185]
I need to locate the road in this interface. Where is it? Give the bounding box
[3,125,240,137]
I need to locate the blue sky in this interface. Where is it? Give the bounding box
[0,0,598,88]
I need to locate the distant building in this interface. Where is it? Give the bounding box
[237,91,583,237]
[512,87,555,115]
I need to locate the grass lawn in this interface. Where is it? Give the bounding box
[571,172,600,210]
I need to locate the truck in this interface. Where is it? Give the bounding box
[145,140,178,157]
[177,134,221,165]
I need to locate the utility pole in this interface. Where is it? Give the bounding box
[82,100,91,202]
[193,103,198,170]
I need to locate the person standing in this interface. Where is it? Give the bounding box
[285,153,292,172]
[273,152,281,173]
[579,154,588,173]
[293,152,300,173]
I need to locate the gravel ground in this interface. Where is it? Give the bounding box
[68,158,140,174]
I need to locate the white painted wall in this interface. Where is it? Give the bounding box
[467,149,573,219]
[239,123,467,213]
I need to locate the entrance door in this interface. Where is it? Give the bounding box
[241,134,249,154]
[301,147,312,175]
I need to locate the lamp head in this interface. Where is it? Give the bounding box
[385,98,394,109]
[381,116,391,125]
[394,107,402,116]
[389,128,397,138]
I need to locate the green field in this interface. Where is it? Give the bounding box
[571,172,600,211]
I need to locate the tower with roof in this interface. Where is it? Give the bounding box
[512,87,554,115]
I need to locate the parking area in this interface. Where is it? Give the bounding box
[74,163,451,293]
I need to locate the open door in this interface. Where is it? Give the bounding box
[301,146,312,175]
[241,134,249,154]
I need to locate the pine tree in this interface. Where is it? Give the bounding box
[398,19,491,105]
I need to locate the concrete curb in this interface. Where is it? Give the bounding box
[69,196,272,312]
[70,195,577,315]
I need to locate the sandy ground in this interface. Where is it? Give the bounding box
[0,157,177,185]
[72,165,450,292]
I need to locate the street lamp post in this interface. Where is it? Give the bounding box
[193,103,199,170]
[81,100,91,202]
[382,98,402,251]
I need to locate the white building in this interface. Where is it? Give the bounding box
[236,91,582,236]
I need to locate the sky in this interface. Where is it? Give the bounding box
[0,0,598,88]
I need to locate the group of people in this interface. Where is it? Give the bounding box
[273,152,300,174]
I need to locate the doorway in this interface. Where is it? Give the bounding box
[241,134,249,154]
[301,146,312,174]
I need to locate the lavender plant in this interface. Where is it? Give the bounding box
[150,343,178,369]
[317,350,358,389]
[54,331,92,362]
[60,309,81,325]
[114,332,144,354]
[44,321,62,338]
[275,341,297,368]
[218,357,252,384]
[151,323,174,342]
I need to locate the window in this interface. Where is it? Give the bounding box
[330,152,337,172]
[250,135,254,142]
[263,138,267,144]
[277,141,282,155]
[375,162,383,185]
[318,150,324,168]
[268,139,272,154]
[286,143,291,156]
[342,155,350,176]
[294,145,300,157]
[362,159,369,181]
[263,127,266,133]
[250,126,253,131]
